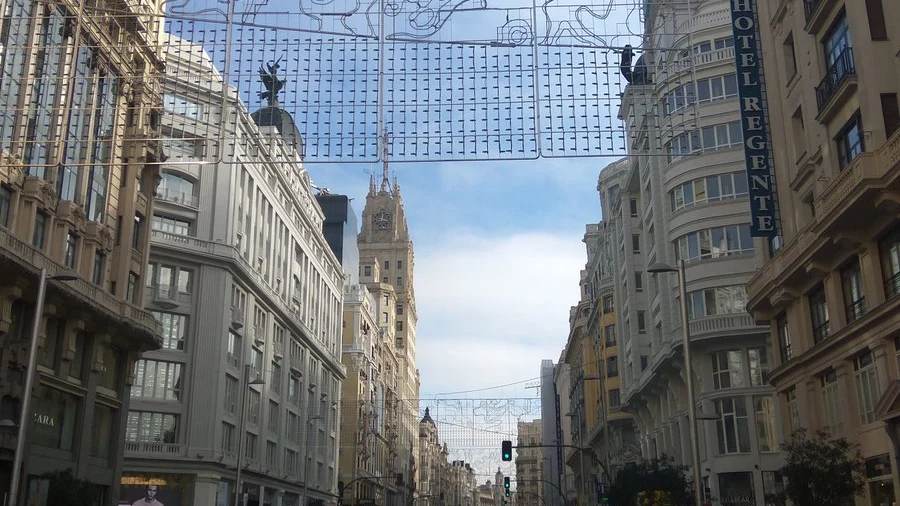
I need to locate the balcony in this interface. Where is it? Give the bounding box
[156,188,199,208]
[125,441,184,457]
[0,227,160,346]
[688,313,761,340]
[815,48,856,121]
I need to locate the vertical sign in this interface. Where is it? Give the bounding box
[731,0,780,238]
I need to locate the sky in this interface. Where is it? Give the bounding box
[307,156,620,403]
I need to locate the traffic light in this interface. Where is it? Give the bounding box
[501,440,512,461]
[504,476,510,497]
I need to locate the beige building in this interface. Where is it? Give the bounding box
[475,481,496,506]
[746,0,900,505]
[357,176,421,506]
[0,0,164,498]
[417,408,449,506]
[446,460,476,506]
[515,421,543,506]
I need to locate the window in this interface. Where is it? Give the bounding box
[384,260,389,270]
[71,332,88,380]
[131,359,182,400]
[397,260,402,269]
[821,368,843,433]
[64,233,77,268]
[151,312,188,351]
[632,234,640,253]
[126,272,139,303]
[841,258,867,322]
[31,386,79,451]
[854,350,880,424]
[607,357,618,377]
[225,375,238,414]
[91,404,115,459]
[714,37,733,49]
[382,277,387,284]
[604,325,616,346]
[640,356,648,371]
[699,121,742,150]
[248,390,261,425]
[670,172,748,212]
[808,284,831,344]
[92,251,106,285]
[686,285,748,319]
[695,74,738,102]
[363,266,371,277]
[881,226,900,298]
[382,312,388,324]
[132,214,143,248]
[225,330,240,367]
[221,423,235,452]
[637,311,646,333]
[748,348,770,386]
[782,32,797,81]
[266,440,277,467]
[786,387,800,432]
[881,94,899,137]
[396,321,404,331]
[396,276,402,287]
[792,107,807,161]
[775,315,791,364]
[753,396,778,452]
[152,214,192,236]
[608,389,620,408]
[629,198,638,217]
[762,472,786,506]
[126,411,178,443]
[161,132,202,159]
[271,363,281,395]
[287,412,300,443]
[156,172,196,205]
[32,212,47,248]
[825,11,852,67]
[712,350,744,389]
[674,224,754,262]
[836,112,864,170]
[635,272,643,291]
[268,401,280,432]
[245,432,258,461]
[250,348,263,378]
[163,93,204,120]
[396,304,403,315]
[602,296,614,313]
[21,7,65,174]
[865,0,887,40]
[714,397,750,454]
[0,187,10,227]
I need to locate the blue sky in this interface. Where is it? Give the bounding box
[308,157,617,402]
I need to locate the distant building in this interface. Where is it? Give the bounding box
[515,420,543,506]
[316,194,360,286]
[539,360,562,506]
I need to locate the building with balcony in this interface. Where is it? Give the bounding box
[0,0,164,499]
[608,0,782,502]
[417,408,449,506]
[123,34,345,506]
[581,219,640,492]
[357,174,421,506]
[446,460,476,506]
[746,0,900,504]
[515,420,543,506]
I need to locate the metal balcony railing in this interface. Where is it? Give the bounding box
[816,47,855,113]
[845,297,868,323]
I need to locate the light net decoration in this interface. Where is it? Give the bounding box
[0,0,703,167]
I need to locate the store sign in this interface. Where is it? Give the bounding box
[731,0,779,238]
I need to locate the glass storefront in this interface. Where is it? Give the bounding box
[31,385,79,451]
[717,472,755,506]
[866,455,895,506]
[119,474,194,506]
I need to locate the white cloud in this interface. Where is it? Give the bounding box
[415,229,585,396]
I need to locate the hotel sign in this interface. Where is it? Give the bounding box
[731,0,780,238]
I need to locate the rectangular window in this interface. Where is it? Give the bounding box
[90,404,115,459]
[640,355,648,371]
[384,260,389,270]
[0,186,10,227]
[397,260,402,269]
[221,423,235,452]
[126,272,139,303]
[748,347,770,386]
[714,397,751,454]
[604,325,616,346]
[630,198,638,217]
[132,214,143,248]
[32,385,79,450]
[268,401,280,432]
[855,350,881,424]
[266,441,277,467]
[396,276,402,287]
[32,212,47,248]
[762,471,786,506]
[635,272,643,291]
[91,251,105,285]
[126,411,178,443]
[363,265,371,277]
[609,389,620,408]
[753,396,778,452]
[637,311,646,333]
[841,258,867,322]
[607,357,618,377]
[602,296,614,313]
[632,234,640,253]
[821,368,843,433]
[836,112,864,170]
[777,314,792,363]
[782,32,797,81]
[151,214,192,236]
[396,320,404,331]
[866,0,887,40]
[248,390,261,425]
[131,359,182,400]
[225,330,241,367]
[271,363,281,395]
[396,304,403,315]
[245,432,258,461]
[225,375,238,414]
[786,387,800,433]
[881,226,900,299]
[712,350,744,389]
[64,233,77,268]
[686,285,748,319]
[289,375,301,408]
[882,94,900,137]
[809,284,831,344]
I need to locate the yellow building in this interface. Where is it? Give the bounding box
[0,0,163,497]
[746,0,900,504]
[515,420,543,506]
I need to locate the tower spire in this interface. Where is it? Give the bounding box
[381,130,390,192]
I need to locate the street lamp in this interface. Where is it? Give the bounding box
[647,260,704,506]
[7,267,78,506]
[235,364,266,506]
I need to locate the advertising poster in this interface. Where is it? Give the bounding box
[120,475,189,506]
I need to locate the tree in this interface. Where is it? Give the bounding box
[609,455,694,506]
[39,469,104,506]
[781,429,865,506]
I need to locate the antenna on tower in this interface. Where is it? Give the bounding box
[381,130,391,193]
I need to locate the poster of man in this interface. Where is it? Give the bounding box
[119,476,182,506]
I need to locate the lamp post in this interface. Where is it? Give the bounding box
[234,364,266,506]
[304,414,324,506]
[7,267,78,506]
[647,260,703,506]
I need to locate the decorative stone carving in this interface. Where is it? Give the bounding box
[0,285,24,336]
[0,161,24,189]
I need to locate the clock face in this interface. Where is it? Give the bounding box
[374,211,392,229]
